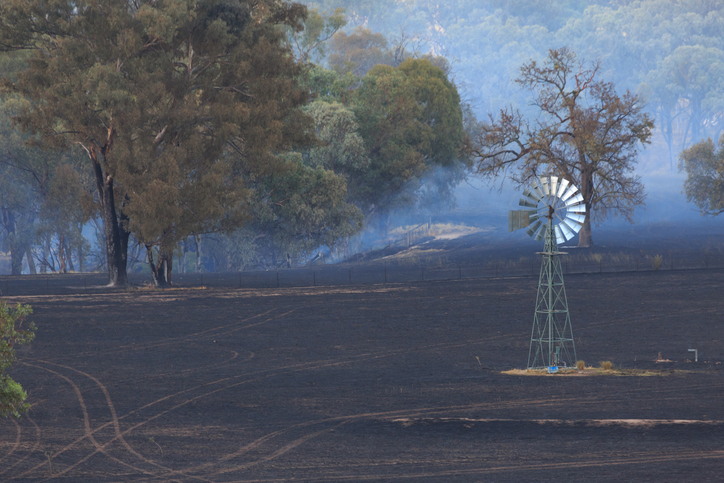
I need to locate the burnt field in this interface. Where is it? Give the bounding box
[1,266,723,481]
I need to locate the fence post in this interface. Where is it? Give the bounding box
[384,268,387,284]
[276,270,279,288]
[313,271,316,287]
[239,273,242,288]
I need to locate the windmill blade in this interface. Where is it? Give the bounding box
[541,177,551,195]
[554,226,565,245]
[565,212,585,224]
[561,185,578,202]
[556,178,570,198]
[519,198,536,209]
[526,220,542,238]
[570,222,583,233]
[534,224,546,242]
[568,202,587,214]
[565,193,584,208]
[522,188,541,203]
[559,220,576,240]
[530,181,545,199]
[550,176,558,197]
[529,212,543,223]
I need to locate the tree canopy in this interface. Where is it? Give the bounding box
[679,136,724,216]
[1,0,314,285]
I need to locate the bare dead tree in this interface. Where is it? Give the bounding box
[472,47,653,247]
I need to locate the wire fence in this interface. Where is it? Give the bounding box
[1,249,723,296]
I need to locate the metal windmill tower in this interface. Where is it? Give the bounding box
[509,176,585,371]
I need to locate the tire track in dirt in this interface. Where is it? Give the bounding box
[40,336,498,481]
[14,362,178,482]
[43,339,724,481]
[14,301,723,481]
[92,308,285,357]
[183,376,724,479]
[0,414,41,478]
[0,418,21,466]
[28,359,213,482]
[12,352,722,481]
[212,448,724,482]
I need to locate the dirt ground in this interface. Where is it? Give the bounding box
[1,268,723,482]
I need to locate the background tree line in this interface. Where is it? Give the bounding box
[0,1,721,284]
[0,0,469,284]
[303,0,724,168]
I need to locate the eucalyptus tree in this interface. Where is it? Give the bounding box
[679,136,724,216]
[473,48,653,247]
[1,0,314,286]
[352,58,468,230]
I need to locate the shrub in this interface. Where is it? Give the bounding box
[1,302,36,419]
[576,360,585,370]
[651,254,663,271]
[599,360,613,371]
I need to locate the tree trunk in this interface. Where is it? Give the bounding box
[66,238,75,272]
[58,234,67,273]
[577,167,595,248]
[181,239,188,274]
[195,235,203,273]
[91,149,129,286]
[2,209,23,275]
[41,236,51,273]
[147,245,173,287]
[25,248,36,275]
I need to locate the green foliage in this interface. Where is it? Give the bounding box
[216,155,363,269]
[679,136,724,216]
[352,58,467,215]
[304,0,724,171]
[1,0,316,284]
[0,301,35,419]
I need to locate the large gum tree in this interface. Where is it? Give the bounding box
[0,0,312,286]
[473,48,653,247]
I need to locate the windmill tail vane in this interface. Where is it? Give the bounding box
[508,175,585,371]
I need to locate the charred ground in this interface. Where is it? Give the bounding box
[0,231,723,481]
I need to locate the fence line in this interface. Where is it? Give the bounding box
[0,251,723,296]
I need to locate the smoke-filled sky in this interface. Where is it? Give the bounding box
[301,0,724,239]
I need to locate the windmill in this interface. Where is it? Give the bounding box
[509,176,584,371]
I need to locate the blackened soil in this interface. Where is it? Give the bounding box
[1,268,723,481]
